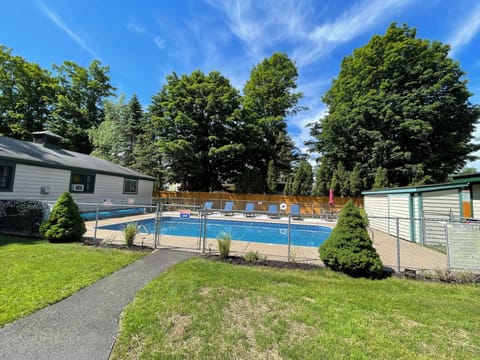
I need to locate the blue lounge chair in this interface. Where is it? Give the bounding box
[268,204,279,218]
[203,201,213,214]
[222,201,234,216]
[245,202,255,217]
[290,204,302,220]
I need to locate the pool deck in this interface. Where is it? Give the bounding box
[85,211,448,272]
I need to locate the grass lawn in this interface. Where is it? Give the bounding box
[111,258,480,360]
[0,235,148,327]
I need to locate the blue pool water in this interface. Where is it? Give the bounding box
[98,217,332,247]
[80,208,145,221]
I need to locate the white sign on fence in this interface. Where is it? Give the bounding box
[446,224,480,271]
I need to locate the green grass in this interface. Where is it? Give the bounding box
[111,258,480,360]
[0,235,147,326]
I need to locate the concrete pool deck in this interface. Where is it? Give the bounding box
[84,212,448,271]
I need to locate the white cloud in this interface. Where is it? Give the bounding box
[204,0,312,59]
[126,21,147,34]
[447,3,480,57]
[36,0,97,57]
[295,0,414,67]
[288,105,328,158]
[154,36,166,49]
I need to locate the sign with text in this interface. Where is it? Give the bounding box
[180,209,191,218]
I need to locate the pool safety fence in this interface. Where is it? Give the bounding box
[86,203,328,264]
[153,197,343,220]
[367,216,480,274]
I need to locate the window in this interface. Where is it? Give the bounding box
[70,173,95,193]
[123,178,138,194]
[0,164,15,191]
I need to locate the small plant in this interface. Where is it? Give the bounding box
[319,200,383,278]
[124,223,137,247]
[39,192,86,243]
[243,251,266,263]
[217,233,231,258]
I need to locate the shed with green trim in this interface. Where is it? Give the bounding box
[362,183,468,243]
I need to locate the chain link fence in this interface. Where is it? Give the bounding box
[367,216,480,274]
[83,203,331,264]
[2,199,478,274]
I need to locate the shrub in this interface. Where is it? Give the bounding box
[39,192,86,243]
[217,233,231,258]
[319,200,383,278]
[124,223,137,247]
[243,251,266,263]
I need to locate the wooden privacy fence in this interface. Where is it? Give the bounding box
[153,191,363,216]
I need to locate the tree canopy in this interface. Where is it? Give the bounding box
[241,53,303,193]
[310,23,480,194]
[0,45,114,154]
[148,70,245,191]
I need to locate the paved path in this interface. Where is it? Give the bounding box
[0,249,194,360]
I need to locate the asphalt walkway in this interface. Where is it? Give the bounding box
[0,249,194,360]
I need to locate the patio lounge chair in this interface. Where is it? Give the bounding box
[222,201,234,216]
[268,204,279,218]
[203,201,213,214]
[290,204,302,220]
[245,202,256,217]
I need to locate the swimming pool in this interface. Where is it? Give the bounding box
[98,217,332,247]
[80,207,146,221]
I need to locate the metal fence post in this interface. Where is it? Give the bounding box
[396,218,401,274]
[444,222,451,271]
[287,214,291,261]
[93,204,99,242]
[154,203,160,249]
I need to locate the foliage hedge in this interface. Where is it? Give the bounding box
[40,192,86,243]
[319,200,383,278]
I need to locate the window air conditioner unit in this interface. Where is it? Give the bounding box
[71,184,84,192]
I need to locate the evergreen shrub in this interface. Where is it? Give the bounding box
[319,200,383,278]
[39,192,86,243]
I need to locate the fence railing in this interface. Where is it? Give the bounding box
[152,196,344,219]
[367,216,480,273]
[2,198,478,274]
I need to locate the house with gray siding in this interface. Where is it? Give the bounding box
[0,132,155,205]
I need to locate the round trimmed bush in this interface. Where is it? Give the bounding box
[319,200,383,278]
[40,192,86,243]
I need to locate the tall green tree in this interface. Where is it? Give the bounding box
[266,160,277,194]
[149,70,244,191]
[312,159,329,196]
[49,60,115,153]
[242,53,304,192]
[372,167,389,190]
[89,95,127,163]
[0,45,56,138]
[310,23,479,191]
[287,160,313,196]
[123,94,144,168]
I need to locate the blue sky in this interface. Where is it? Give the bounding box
[2,0,480,169]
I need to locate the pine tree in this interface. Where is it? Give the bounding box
[39,192,86,242]
[319,200,383,278]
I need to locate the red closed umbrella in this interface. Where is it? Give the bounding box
[329,188,334,206]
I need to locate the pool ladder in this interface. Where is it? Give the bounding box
[138,224,150,235]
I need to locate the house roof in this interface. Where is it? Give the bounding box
[362,182,467,196]
[452,173,480,184]
[0,137,156,181]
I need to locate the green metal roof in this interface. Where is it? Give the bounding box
[362,182,467,195]
[452,173,480,184]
